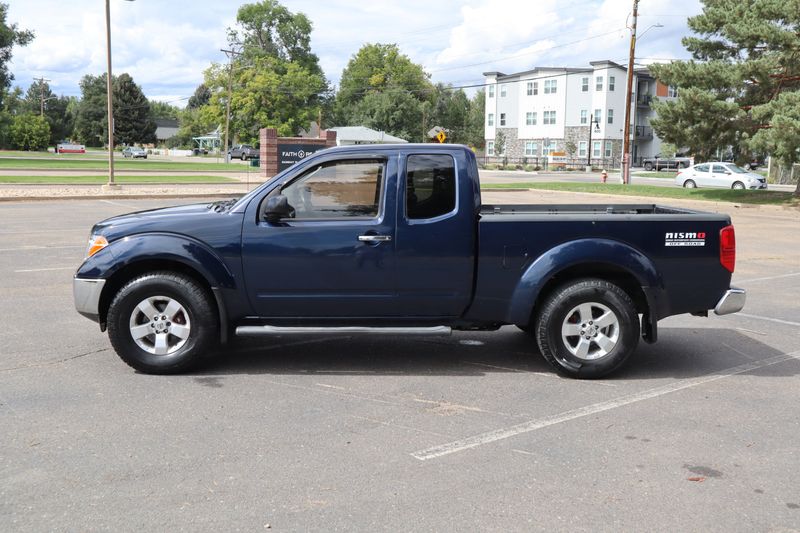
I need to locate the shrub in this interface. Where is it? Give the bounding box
[10,114,50,151]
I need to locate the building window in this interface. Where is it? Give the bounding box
[487,141,494,156]
[596,76,603,91]
[526,82,533,96]
[594,109,602,124]
[488,84,495,98]
[593,141,601,157]
[524,141,538,156]
[668,85,678,97]
[525,111,537,125]
[543,141,557,155]
[579,141,587,157]
[544,79,557,94]
[543,110,557,125]
[580,109,588,125]
[607,109,614,124]
[500,84,507,97]
[532,81,538,95]
[499,113,506,126]
[609,76,616,91]
[487,113,494,126]
[581,77,589,92]
[605,141,613,157]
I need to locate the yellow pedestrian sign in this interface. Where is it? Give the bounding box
[436,130,447,143]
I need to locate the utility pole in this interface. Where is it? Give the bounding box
[33,77,51,116]
[221,48,240,163]
[622,0,640,185]
[621,0,640,184]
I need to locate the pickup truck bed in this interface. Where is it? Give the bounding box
[74,144,744,378]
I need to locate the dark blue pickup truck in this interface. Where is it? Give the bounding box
[74,144,745,378]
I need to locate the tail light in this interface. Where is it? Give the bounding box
[720,225,736,273]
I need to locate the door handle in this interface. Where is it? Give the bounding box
[358,234,392,242]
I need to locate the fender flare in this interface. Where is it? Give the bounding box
[506,238,662,325]
[76,232,236,290]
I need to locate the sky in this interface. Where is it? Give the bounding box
[7,0,702,106]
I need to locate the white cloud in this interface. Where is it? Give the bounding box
[5,0,701,102]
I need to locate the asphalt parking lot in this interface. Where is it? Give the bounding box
[1,195,799,531]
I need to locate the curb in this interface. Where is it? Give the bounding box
[0,193,239,203]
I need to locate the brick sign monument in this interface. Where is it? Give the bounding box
[259,127,337,178]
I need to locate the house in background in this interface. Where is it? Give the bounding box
[328,126,407,146]
[155,119,179,145]
[483,60,677,166]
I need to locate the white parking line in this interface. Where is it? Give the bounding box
[735,272,800,284]
[14,266,75,273]
[100,199,138,208]
[735,312,800,328]
[0,245,83,252]
[410,350,800,461]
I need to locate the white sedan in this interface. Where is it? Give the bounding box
[675,162,767,190]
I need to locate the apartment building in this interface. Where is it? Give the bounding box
[484,60,675,165]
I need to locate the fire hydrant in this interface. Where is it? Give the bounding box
[601,170,608,183]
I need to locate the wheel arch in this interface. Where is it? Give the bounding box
[507,239,662,338]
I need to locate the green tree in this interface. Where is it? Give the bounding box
[73,74,108,146]
[22,80,75,144]
[149,100,180,120]
[0,2,33,108]
[428,84,472,144]
[201,0,328,143]
[650,0,800,195]
[187,84,211,109]
[335,43,433,142]
[74,73,156,146]
[9,113,49,150]
[114,73,156,145]
[494,130,506,157]
[465,89,486,149]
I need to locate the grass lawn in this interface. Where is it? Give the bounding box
[0,157,243,172]
[481,182,798,206]
[0,175,237,184]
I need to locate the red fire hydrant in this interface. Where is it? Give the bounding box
[601,170,608,183]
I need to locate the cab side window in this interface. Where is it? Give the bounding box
[406,155,456,220]
[280,159,384,219]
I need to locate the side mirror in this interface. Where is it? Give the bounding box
[263,194,294,222]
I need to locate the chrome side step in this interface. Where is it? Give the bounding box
[235,325,452,336]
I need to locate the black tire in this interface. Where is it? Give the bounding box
[644,162,653,171]
[744,163,752,170]
[732,181,745,190]
[534,279,640,379]
[683,179,696,189]
[241,154,248,161]
[107,271,217,374]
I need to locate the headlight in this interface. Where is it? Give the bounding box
[86,234,109,258]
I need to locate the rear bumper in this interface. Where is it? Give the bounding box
[74,277,106,322]
[714,287,746,315]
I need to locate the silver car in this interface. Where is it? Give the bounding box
[675,162,767,190]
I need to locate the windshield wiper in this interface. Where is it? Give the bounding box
[207,198,239,212]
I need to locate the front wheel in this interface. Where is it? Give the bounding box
[732,181,745,190]
[683,179,696,189]
[644,162,653,171]
[107,272,217,374]
[534,279,640,379]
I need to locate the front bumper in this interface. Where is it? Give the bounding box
[74,277,106,321]
[714,287,746,315]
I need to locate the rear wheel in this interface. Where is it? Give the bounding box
[534,279,640,379]
[644,162,653,171]
[732,181,745,190]
[683,179,696,189]
[107,271,217,374]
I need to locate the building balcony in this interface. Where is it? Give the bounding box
[635,125,653,140]
[636,94,652,107]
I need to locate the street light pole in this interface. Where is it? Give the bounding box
[621,0,640,185]
[104,0,117,188]
[221,48,241,163]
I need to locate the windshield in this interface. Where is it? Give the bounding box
[724,164,748,174]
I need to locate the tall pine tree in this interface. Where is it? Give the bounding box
[650,0,800,196]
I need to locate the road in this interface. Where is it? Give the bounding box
[1,195,799,531]
[480,169,799,192]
